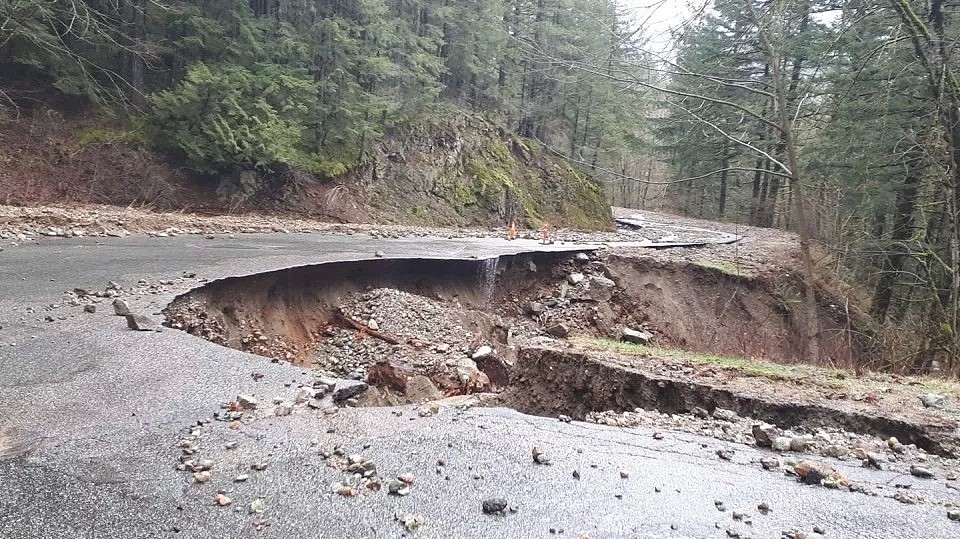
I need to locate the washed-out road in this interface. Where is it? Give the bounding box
[0,233,957,538]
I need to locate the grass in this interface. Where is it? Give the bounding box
[574,338,960,398]
[575,337,810,381]
[693,260,742,277]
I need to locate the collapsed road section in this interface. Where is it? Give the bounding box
[163,248,960,462]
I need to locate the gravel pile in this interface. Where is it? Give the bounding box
[314,289,497,391]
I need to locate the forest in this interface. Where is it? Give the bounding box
[1,0,959,372]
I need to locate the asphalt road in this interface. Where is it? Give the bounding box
[1,233,958,538]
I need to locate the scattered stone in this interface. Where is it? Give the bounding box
[948,509,960,521]
[112,299,131,316]
[471,345,493,359]
[794,460,845,487]
[619,470,629,479]
[716,448,735,461]
[712,408,739,422]
[772,437,793,452]
[790,435,814,452]
[275,402,294,416]
[920,393,948,409]
[813,525,826,535]
[575,253,590,262]
[249,499,265,514]
[250,462,268,471]
[125,313,157,331]
[545,323,570,338]
[83,304,96,313]
[404,375,444,402]
[909,465,934,479]
[558,414,572,423]
[234,474,249,482]
[567,273,585,285]
[757,502,771,514]
[193,459,214,471]
[294,388,313,404]
[388,481,410,496]
[865,452,886,469]
[482,498,509,514]
[213,493,232,506]
[237,394,258,410]
[193,471,211,483]
[525,302,545,316]
[332,380,368,402]
[822,445,848,458]
[532,445,551,465]
[621,327,652,345]
[752,423,780,447]
[398,473,415,484]
[760,457,781,470]
[395,512,425,532]
[894,491,921,504]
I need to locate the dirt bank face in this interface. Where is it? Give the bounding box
[502,346,960,456]
[164,248,863,390]
[605,255,861,366]
[161,245,960,464]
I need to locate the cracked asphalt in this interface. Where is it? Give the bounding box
[1,233,958,538]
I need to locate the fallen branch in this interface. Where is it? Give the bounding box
[334,310,401,345]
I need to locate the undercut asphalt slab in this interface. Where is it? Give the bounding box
[1,233,958,538]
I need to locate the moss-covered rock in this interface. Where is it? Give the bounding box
[351,112,613,230]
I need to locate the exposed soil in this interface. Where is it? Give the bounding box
[162,245,960,463]
[502,346,960,456]
[0,113,612,229]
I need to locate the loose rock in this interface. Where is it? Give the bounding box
[125,313,157,331]
[621,327,652,345]
[482,498,509,514]
[112,299,131,316]
[752,423,780,447]
[532,445,551,465]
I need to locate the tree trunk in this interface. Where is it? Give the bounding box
[872,156,922,322]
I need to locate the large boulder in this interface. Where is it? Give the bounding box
[621,327,652,345]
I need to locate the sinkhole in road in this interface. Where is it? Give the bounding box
[162,250,956,456]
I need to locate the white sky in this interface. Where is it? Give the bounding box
[618,0,698,52]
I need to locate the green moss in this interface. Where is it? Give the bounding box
[694,260,742,276]
[76,124,149,147]
[576,337,805,381]
[487,140,513,163]
[408,205,429,219]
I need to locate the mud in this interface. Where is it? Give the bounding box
[502,347,960,457]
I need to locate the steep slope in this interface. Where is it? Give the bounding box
[0,113,612,230]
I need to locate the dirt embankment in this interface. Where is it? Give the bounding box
[164,248,865,383]
[161,247,960,462]
[502,347,959,456]
[603,254,865,366]
[163,252,574,363]
[1,113,612,230]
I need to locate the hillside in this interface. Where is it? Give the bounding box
[0,112,611,230]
